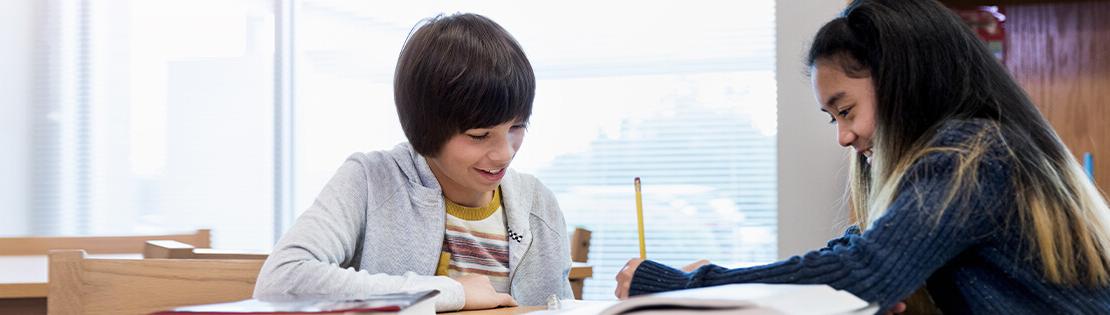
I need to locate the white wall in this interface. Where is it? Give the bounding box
[0,0,33,235]
[776,0,852,258]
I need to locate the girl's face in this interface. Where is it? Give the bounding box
[426,119,528,207]
[811,61,877,160]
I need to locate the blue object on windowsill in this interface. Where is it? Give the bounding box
[1083,152,1094,183]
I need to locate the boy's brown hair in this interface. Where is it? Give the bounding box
[394,13,534,156]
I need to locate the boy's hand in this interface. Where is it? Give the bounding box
[454,274,518,310]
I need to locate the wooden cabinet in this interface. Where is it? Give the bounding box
[940,0,1109,196]
[1001,1,1110,196]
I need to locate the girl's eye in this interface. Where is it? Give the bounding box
[828,108,851,124]
[511,124,528,130]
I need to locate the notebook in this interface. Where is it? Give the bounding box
[539,284,876,315]
[149,290,438,315]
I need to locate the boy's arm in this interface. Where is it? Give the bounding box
[252,156,466,312]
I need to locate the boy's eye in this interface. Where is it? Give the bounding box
[467,133,489,140]
[511,123,528,130]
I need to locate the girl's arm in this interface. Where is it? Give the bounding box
[822,225,861,252]
[251,156,466,312]
[630,150,1011,312]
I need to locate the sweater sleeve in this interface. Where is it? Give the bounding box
[630,150,1012,312]
[252,155,466,312]
[822,225,861,252]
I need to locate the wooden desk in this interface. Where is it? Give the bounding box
[569,262,592,279]
[0,256,49,299]
[1,260,591,298]
[0,255,589,315]
[0,256,48,315]
[0,254,140,315]
[0,229,211,256]
[568,262,593,300]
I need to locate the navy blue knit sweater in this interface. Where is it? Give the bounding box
[629,120,1110,314]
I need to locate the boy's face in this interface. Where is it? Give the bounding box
[426,119,528,207]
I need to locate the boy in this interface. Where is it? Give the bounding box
[253,13,572,312]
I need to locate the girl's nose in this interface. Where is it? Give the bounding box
[837,125,855,148]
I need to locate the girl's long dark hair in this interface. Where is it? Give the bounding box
[807,0,1110,286]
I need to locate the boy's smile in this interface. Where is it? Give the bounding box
[427,119,527,207]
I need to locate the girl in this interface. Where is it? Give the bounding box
[253,13,573,312]
[615,0,1110,313]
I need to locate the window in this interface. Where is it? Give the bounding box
[15,0,776,299]
[293,0,776,299]
[22,0,276,250]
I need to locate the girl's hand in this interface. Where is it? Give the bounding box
[614,258,644,300]
[453,274,517,310]
[884,302,907,315]
[615,258,709,299]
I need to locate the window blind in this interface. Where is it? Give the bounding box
[31,0,90,235]
[26,0,278,251]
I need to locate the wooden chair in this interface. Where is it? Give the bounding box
[0,229,213,315]
[47,249,264,315]
[568,227,593,300]
[570,227,591,264]
[0,229,211,256]
[142,240,268,260]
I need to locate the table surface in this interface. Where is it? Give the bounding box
[446,305,546,314]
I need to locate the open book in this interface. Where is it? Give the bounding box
[545,284,876,315]
[149,290,438,315]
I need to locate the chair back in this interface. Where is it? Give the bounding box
[47,249,263,315]
[568,227,593,299]
[143,240,268,260]
[570,227,591,263]
[0,229,211,256]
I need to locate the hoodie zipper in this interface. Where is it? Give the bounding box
[508,226,533,291]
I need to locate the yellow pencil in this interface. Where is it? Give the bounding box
[635,177,646,260]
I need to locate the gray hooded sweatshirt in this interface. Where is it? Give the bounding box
[252,143,573,311]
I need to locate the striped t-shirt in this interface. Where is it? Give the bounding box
[435,187,511,293]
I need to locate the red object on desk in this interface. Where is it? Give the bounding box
[149,290,437,315]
